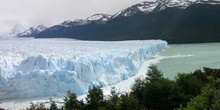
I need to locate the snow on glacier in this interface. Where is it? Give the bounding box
[0,54,196,110]
[0,38,167,99]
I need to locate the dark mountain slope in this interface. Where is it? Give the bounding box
[83,8,180,41]
[35,0,220,44]
[84,4,220,43]
[36,22,101,39]
[166,4,220,43]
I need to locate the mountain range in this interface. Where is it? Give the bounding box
[33,0,220,43]
[17,25,47,37]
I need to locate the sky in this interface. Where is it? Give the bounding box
[0,0,147,34]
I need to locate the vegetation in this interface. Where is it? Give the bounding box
[4,65,219,110]
[50,99,58,110]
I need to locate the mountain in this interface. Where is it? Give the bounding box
[17,25,47,37]
[59,14,111,27]
[86,13,112,23]
[111,0,192,18]
[36,14,111,39]
[196,0,220,4]
[35,0,220,43]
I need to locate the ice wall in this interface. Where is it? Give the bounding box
[0,39,167,99]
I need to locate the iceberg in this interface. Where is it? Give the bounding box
[0,38,167,99]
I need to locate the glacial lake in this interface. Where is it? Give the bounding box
[156,42,220,79]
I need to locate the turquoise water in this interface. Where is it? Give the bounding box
[156,43,220,79]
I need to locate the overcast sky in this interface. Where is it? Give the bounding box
[0,0,147,33]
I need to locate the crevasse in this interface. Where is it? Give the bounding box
[0,39,167,99]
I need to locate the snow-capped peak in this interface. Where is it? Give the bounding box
[17,25,47,37]
[36,24,47,31]
[157,0,192,10]
[60,20,74,27]
[59,14,112,27]
[195,0,220,4]
[86,13,112,22]
[60,19,90,27]
[136,1,159,12]
[111,4,144,18]
[112,0,195,18]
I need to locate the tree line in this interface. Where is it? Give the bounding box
[1,65,219,110]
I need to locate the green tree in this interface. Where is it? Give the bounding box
[143,78,182,110]
[192,69,208,83]
[86,86,104,110]
[119,93,139,110]
[106,87,121,110]
[132,65,163,107]
[78,99,86,110]
[181,78,220,110]
[176,73,204,106]
[49,99,58,110]
[146,65,163,81]
[28,102,46,110]
[132,65,183,110]
[131,78,145,106]
[203,67,220,78]
[63,91,79,110]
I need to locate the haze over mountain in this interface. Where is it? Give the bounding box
[35,0,220,43]
[0,0,148,34]
[17,25,47,37]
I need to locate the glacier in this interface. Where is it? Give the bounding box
[0,38,167,100]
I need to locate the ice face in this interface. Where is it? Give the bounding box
[0,38,167,99]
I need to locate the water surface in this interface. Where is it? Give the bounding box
[157,43,220,79]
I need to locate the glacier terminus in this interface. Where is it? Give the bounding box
[0,38,167,100]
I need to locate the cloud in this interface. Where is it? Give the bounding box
[0,0,146,33]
